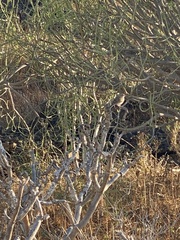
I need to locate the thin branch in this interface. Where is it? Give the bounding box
[4,179,27,240]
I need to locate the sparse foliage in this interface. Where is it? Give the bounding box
[0,0,179,239]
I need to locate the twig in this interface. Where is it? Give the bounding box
[4,179,27,240]
[25,215,49,240]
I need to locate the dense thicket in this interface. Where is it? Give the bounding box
[0,1,179,239]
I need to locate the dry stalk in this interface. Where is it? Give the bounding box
[62,103,137,239]
[4,179,27,240]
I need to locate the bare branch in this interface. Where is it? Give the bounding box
[4,179,27,240]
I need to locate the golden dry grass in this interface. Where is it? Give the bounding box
[0,120,179,240]
[0,1,180,239]
[23,155,179,240]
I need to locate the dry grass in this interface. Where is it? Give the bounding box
[105,161,180,240]
[0,1,180,239]
[13,154,178,240]
[0,122,179,239]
